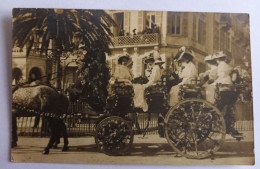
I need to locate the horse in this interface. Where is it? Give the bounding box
[12,85,69,154]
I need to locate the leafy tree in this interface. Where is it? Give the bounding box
[12,8,115,111]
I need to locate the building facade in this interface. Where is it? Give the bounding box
[105,11,251,78]
[12,11,251,88]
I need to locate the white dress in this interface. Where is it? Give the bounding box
[203,65,218,103]
[133,64,162,112]
[207,61,232,104]
[213,61,232,85]
[169,62,198,106]
[113,64,133,84]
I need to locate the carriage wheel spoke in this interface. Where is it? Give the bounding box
[165,99,226,159]
[207,136,219,145]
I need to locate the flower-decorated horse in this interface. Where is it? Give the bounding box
[12,85,69,154]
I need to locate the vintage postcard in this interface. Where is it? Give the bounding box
[11,8,254,165]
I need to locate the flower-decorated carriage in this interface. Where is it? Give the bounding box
[90,75,245,159]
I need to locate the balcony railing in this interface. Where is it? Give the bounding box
[110,33,159,48]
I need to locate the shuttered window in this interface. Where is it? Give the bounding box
[124,12,130,34]
[198,14,206,44]
[167,12,181,35]
[146,11,156,28]
[138,11,144,32]
[193,15,197,40]
[213,22,219,51]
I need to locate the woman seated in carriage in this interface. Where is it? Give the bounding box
[132,54,165,112]
[168,46,198,106]
[201,51,243,138]
[199,54,218,103]
[110,54,133,85]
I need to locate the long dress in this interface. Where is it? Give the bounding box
[203,65,218,103]
[169,62,198,106]
[206,61,232,104]
[133,65,162,112]
[213,61,232,85]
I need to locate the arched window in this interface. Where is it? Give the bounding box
[29,67,42,83]
[12,68,23,85]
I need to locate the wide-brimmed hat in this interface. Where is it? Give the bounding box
[213,51,227,59]
[145,53,155,63]
[118,54,130,64]
[154,57,165,65]
[204,54,214,61]
[175,46,194,62]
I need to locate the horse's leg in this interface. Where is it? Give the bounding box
[43,119,58,154]
[52,125,61,149]
[61,121,69,152]
[52,132,60,149]
[11,114,18,148]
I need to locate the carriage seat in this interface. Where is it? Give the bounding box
[217,84,236,92]
[179,84,202,99]
[181,84,201,94]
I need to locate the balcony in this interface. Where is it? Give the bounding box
[110,33,160,48]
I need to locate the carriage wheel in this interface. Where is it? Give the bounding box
[165,98,226,159]
[95,116,134,156]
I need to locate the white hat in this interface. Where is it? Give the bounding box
[204,55,213,61]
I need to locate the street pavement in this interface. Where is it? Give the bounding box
[11,131,254,165]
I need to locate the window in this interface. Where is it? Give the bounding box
[220,31,225,51]
[113,12,124,36]
[198,15,205,44]
[226,33,231,52]
[168,12,181,35]
[146,12,156,29]
[193,16,197,40]
[213,22,219,51]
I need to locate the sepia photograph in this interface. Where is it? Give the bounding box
[11,8,254,165]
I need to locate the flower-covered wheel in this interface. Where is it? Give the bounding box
[165,98,226,159]
[95,116,134,155]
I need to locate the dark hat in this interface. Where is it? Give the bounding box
[154,57,165,65]
[118,54,130,64]
[145,53,155,63]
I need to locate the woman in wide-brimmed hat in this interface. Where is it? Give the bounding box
[169,46,198,106]
[144,53,155,79]
[146,57,165,86]
[212,51,232,85]
[198,54,219,104]
[200,54,218,85]
[112,54,133,83]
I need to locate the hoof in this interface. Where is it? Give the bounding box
[62,146,69,152]
[43,149,49,154]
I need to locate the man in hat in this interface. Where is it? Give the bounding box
[211,52,243,138]
[112,54,133,84]
[169,46,198,106]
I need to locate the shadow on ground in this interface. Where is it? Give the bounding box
[65,140,254,158]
